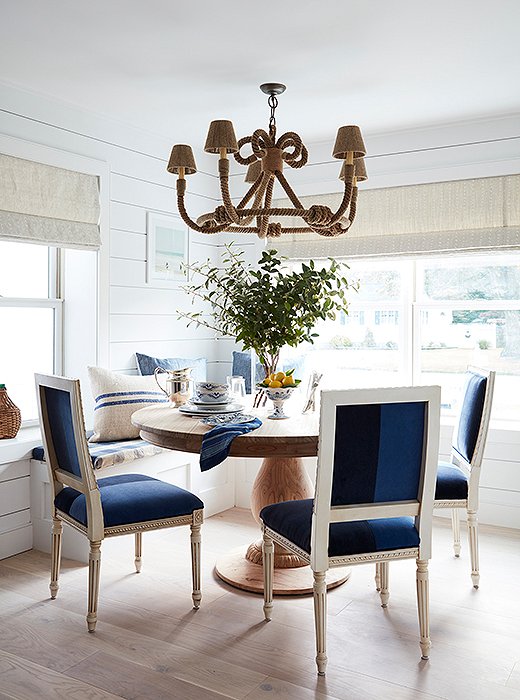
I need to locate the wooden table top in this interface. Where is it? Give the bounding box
[131,404,319,458]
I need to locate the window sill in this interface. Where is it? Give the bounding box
[0,425,42,464]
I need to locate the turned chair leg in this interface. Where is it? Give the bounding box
[134,532,142,573]
[190,523,202,609]
[313,570,328,676]
[379,561,389,608]
[375,562,381,591]
[467,509,480,588]
[50,517,63,599]
[87,540,102,632]
[451,508,461,557]
[262,531,274,621]
[416,559,431,660]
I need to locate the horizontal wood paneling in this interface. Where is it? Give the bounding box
[110,230,146,260]
[0,477,30,518]
[110,338,218,372]
[110,314,212,343]
[0,461,30,483]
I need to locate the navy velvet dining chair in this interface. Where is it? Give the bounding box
[35,373,204,632]
[433,366,495,588]
[260,385,441,675]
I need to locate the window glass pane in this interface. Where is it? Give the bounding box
[349,265,402,302]
[419,257,520,301]
[0,241,50,298]
[0,307,55,421]
[280,307,404,392]
[417,307,520,422]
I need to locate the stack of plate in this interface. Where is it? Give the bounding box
[178,397,245,418]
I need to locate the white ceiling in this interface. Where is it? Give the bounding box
[1,0,519,149]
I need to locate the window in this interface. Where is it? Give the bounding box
[0,241,62,423]
[282,254,520,425]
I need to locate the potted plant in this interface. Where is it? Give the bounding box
[178,245,357,398]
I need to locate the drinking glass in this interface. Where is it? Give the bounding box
[227,375,246,403]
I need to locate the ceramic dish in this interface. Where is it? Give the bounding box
[178,402,244,416]
[201,413,256,426]
[189,398,232,407]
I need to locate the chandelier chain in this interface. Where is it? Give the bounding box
[268,94,278,137]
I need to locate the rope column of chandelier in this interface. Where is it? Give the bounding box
[167,83,368,239]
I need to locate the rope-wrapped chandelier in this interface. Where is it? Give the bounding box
[167,83,368,239]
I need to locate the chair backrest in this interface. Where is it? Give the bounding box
[311,386,441,570]
[452,366,495,471]
[35,374,103,540]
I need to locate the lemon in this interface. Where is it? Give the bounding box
[275,371,286,382]
[282,376,296,386]
[269,373,276,381]
[269,380,283,388]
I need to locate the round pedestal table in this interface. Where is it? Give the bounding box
[132,405,350,595]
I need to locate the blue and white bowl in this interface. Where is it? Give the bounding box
[194,382,230,404]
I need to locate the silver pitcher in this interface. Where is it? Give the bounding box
[154,366,192,407]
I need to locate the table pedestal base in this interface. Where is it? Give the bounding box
[246,539,308,568]
[216,546,351,595]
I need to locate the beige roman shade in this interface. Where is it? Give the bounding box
[0,154,101,250]
[270,175,520,259]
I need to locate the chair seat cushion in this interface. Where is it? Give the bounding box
[435,461,468,501]
[55,474,203,528]
[260,499,419,557]
[33,435,164,470]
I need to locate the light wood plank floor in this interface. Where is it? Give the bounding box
[0,509,519,700]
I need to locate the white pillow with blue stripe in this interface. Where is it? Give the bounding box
[88,367,167,443]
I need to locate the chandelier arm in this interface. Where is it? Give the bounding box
[218,159,241,224]
[258,175,275,239]
[236,173,264,210]
[177,181,228,234]
[237,173,270,227]
[328,165,355,226]
[276,170,305,210]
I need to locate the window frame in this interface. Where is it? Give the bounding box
[0,246,63,426]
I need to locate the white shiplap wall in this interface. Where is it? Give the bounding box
[0,82,235,515]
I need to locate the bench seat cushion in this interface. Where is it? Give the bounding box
[32,436,165,470]
[55,473,203,527]
[261,499,420,557]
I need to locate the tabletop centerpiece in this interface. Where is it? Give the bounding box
[178,245,357,409]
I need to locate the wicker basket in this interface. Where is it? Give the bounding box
[0,385,22,439]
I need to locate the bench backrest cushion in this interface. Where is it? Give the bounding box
[88,367,167,443]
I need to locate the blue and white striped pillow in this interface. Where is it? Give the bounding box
[88,367,167,443]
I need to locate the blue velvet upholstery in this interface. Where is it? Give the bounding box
[331,402,426,506]
[435,461,468,500]
[261,499,420,557]
[55,473,204,527]
[454,371,487,464]
[42,386,82,478]
[136,353,207,382]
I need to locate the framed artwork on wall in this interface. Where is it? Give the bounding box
[146,212,188,285]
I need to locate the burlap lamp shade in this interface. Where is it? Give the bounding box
[167,145,197,175]
[340,157,368,182]
[245,160,262,183]
[332,125,366,159]
[204,120,239,154]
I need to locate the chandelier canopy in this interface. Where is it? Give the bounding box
[167,83,368,239]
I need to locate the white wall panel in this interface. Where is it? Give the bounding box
[110,313,212,343]
[110,337,218,372]
[110,230,146,260]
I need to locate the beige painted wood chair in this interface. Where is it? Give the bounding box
[432,366,495,588]
[35,373,204,631]
[260,386,441,675]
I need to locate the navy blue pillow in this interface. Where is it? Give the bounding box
[136,353,206,382]
[231,351,264,394]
